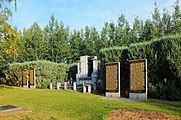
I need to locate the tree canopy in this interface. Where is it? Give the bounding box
[0,0,180,64]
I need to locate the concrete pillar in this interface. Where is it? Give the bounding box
[50,82,53,90]
[26,71,29,88]
[93,56,97,73]
[83,85,86,93]
[64,82,67,90]
[57,82,61,90]
[77,62,80,74]
[93,82,96,91]
[73,82,76,90]
[83,84,91,93]
[145,59,148,99]
[80,56,89,77]
[85,56,88,77]
[88,85,91,93]
[118,62,121,97]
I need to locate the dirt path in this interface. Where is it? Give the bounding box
[105,109,181,120]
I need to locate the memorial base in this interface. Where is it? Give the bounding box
[106,92,119,98]
[129,93,147,100]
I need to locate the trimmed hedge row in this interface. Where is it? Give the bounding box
[100,35,181,100]
[0,61,77,88]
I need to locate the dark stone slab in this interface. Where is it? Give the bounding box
[0,105,19,111]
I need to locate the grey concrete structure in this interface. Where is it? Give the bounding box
[73,82,76,90]
[57,82,61,90]
[50,82,53,90]
[83,84,91,93]
[76,56,98,92]
[129,93,147,100]
[64,82,68,90]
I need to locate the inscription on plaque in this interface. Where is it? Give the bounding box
[106,63,118,92]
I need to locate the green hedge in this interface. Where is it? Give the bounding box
[100,35,181,100]
[0,61,77,88]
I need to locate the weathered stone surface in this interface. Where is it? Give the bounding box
[130,61,145,92]
[22,70,27,85]
[106,63,118,92]
[29,69,34,85]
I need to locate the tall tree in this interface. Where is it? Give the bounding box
[2,27,19,63]
[54,21,70,63]
[83,26,92,55]
[90,26,100,56]
[47,15,56,62]
[83,26,100,56]
[69,30,82,62]
[108,22,116,46]
[116,14,131,46]
[131,16,143,43]
[30,23,44,60]
[161,8,172,35]
[0,0,17,65]
[142,19,154,41]
[20,23,44,61]
[152,2,162,38]
[100,22,109,48]
[172,0,181,34]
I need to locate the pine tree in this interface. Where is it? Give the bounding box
[19,23,44,61]
[100,22,109,48]
[69,30,82,62]
[116,14,131,46]
[131,16,143,43]
[172,0,181,34]
[152,2,162,38]
[108,22,116,46]
[142,19,154,41]
[161,8,172,35]
[54,21,70,63]
[90,26,100,56]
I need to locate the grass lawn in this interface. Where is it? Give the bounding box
[0,86,181,120]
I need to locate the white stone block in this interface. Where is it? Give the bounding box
[57,82,61,90]
[50,82,53,90]
[129,93,147,100]
[83,84,91,93]
[64,82,67,90]
[73,82,76,90]
[106,92,119,98]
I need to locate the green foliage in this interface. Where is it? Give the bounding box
[18,23,45,61]
[100,35,181,100]
[0,61,76,88]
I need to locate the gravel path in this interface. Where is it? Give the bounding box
[101,97,146,102]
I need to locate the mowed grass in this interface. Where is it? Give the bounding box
[0,86,181,120]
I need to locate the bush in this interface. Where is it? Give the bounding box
[0,60,76,88]
[100,35,181,100]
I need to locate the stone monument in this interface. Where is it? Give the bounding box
[129,59,147,100]
[76,55,98,93]
[22,69,36,88]
[105,62,121,97]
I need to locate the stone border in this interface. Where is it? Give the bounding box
[0,105,32,114]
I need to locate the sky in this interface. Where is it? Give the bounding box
[9,0,178,31]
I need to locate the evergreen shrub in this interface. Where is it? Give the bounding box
[100,35,181,100]
[0,61,76,88]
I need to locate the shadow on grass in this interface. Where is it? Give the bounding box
[0,85,14,89]
[144,101,181,117]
